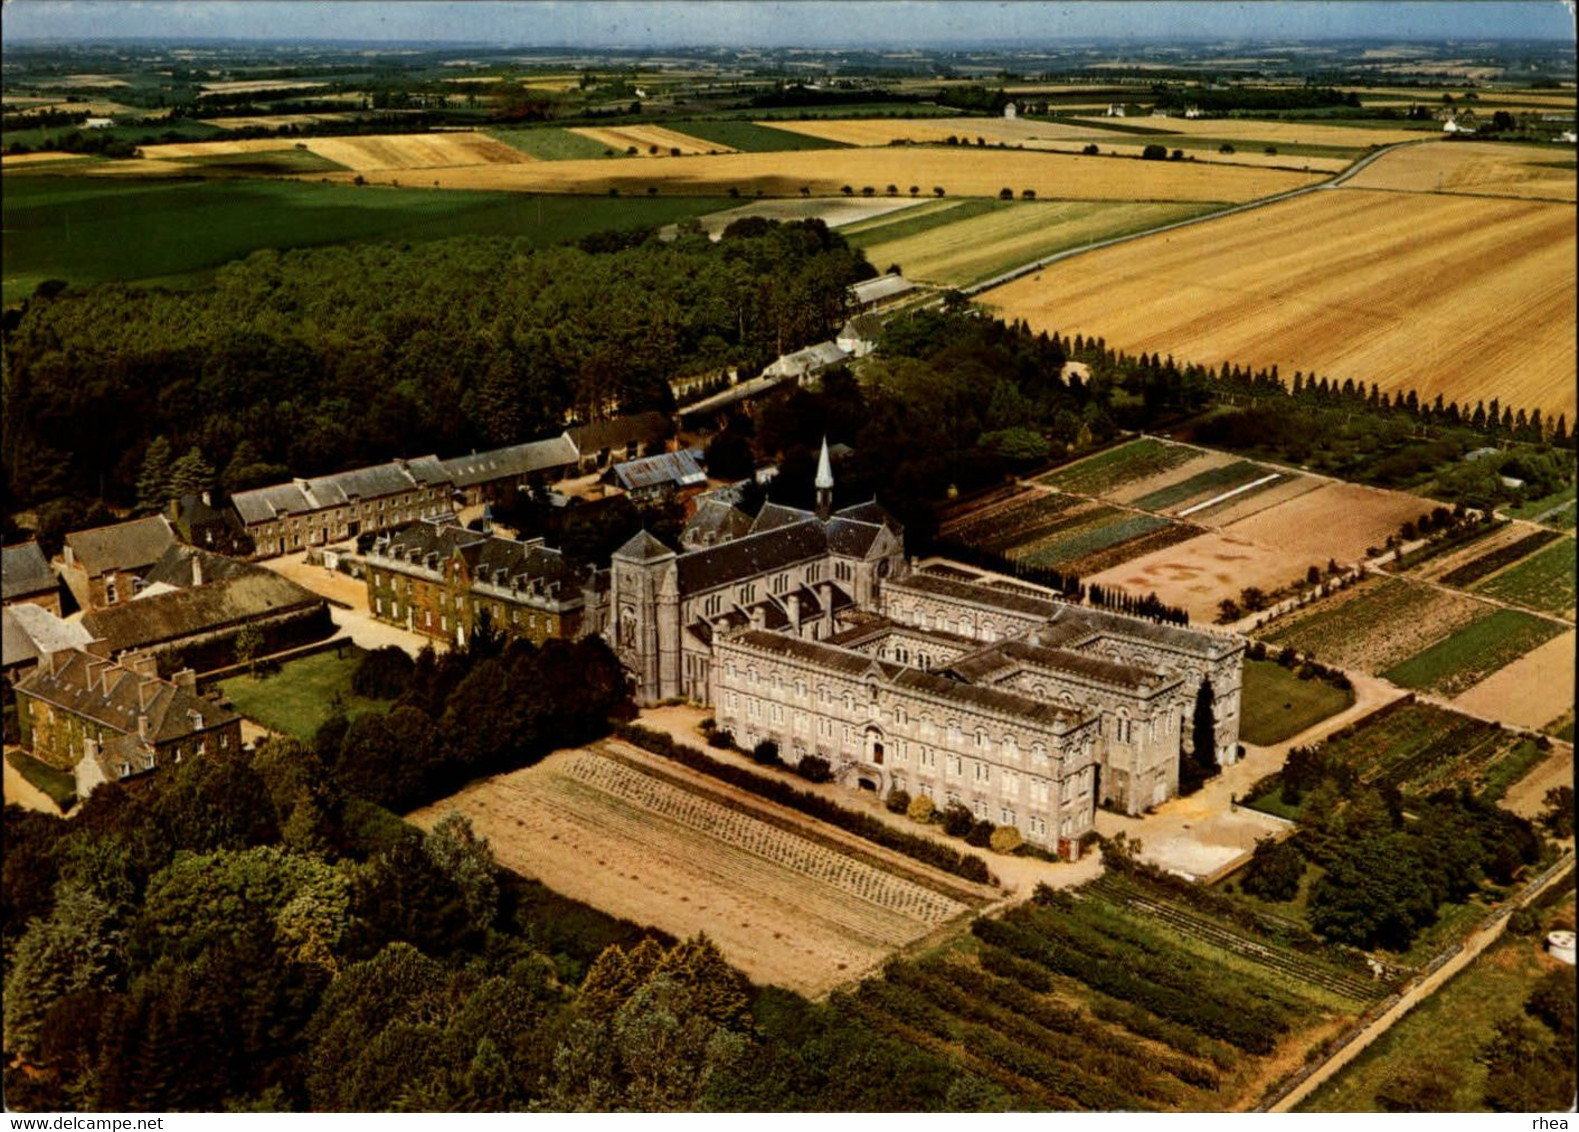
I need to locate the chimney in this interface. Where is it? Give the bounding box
[173,668,197,693]
[169,498,181,522]
[84,735,99,764]
[750,606,765,630]
[130,653,159,678]
[191,554,203,587]
[138,678,159,712]
[787,592,801,630]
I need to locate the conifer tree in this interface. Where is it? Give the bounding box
[135,436,174,513]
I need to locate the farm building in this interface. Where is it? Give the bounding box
[764,341,851,382]
[848,274,917,311]
[609,443,1244,853]
[79,546,331,676]
[60,515,179,610]
[439,435,581,507]
[13,647,241,796]
[231,456,454,558]
[836,313,885,357]
[611,448,709,506]
[3,541,61,615]
[2,603,94,685]
[169,491,252,558]
[363,517,600,649]
[565,411,675,474]
[1003,102,1018,120]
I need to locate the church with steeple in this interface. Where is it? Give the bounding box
[607,440,1244,853]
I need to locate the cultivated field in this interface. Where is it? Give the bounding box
[1340,140,1576,202]
[1472,537,1577,615]
[135,131,533,171]
[1451,629,1576,732]
[1382,607,1566,698]
[1088,530,1310,622]
[982,188,1578,418]
[850,199,1219,287]
[296,147,1326,201]
[1408,522,1552,586]
[1258,575,1490,674]
[209,113,355,130]
[571,123,738,156]
[0,151,89,166]
[1063,115,1426,148]
[1220,481,1431,564]
[665,196,922,239]
[407,744,982,996]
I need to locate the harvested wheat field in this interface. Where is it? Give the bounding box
[982,188,1578,418]
[199,78,329,94]
[571,124,736,156]
[1223,481,1435,564]
[1341,140,1576,202]
[1065,116,1424,148]
[407,743,984,996]
[1087,530,1309,622]
[303,147,1324,202]
[302,132,532,171]
[666,196,923,239]
[856,200,1218,286]
[136,137,302,159]
[0,151,89,166]
[209,113,354,130]
[1451,629,1576,732]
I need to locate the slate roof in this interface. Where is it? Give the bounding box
[838,313,885,341]
[232,457,450,525]
[612,529,677,564]
[3,604,94,664]
[566,412,673,456]
[1,607,33,668]
[750,502,816,534]
[681,499,754,549]
[849,275,915,305]
[2,541,56,600]
[825,517,886,558]
[675,520,828,593]
[64,516,177,578]
[17,648,238,744]
[887,572,1065,619]
[1042,604,1240,659]
[439,436,579,488]
[81,571,323,653]
[613,448,708,492]
[142,545,256,589]
[994,639,1172,694]
[373,519,590,594]
[771,341,850,373]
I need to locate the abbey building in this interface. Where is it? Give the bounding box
[608,442,1244,856]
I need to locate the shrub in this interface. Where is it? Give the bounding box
[998,187,1014,200]
[1141,144,1167,160]
[942,802,975,838]
[707,728,734,749]
[751,738,780,765]
[1509,906,1541,935]
[885,787,911,814]
[1082,143,1100,155]
[907,794,936,823]
[965,820,994,848]
[352,645,413,700]
[796,754,832,783]
[989,825,1023,854]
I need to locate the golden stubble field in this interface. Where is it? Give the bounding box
[1062,115,1426,148]
[571,124,736,156]
[135,131,532,171]
[406,743,985,997]
[296,146,1323,201]
[1341,140,1576,202]
[982,186,1578,417]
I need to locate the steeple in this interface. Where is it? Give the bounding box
[815,436,834,521]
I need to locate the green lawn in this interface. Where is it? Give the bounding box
[1239,660,1356,746]
[486,126,621,160]
[1472,538,1576,615]
[2,118,226,150]
[1299,895,1574,1112]
[844,196,997,244]
[672,118,852,151]
[2,173,735,301]
[216,646,391,741]
[1382,608,1566,698]
[5,748,77,809]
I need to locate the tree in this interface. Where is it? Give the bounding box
[941,802,974,838]
[794,754,830,782]
[424,812,499,936]
[234,623,265,676]
[1539,785,1573,838]
[885,787,911,814]
[989,826,1023,854]
[998,187,1014,200]
[1481,1015,1575,1112]
[932,186,945,197]
[1239,836,1304,902]
[907,794,935,823]
[1526,968,1576,1044]
[3,884,125,1059]
[352,645,414,700]
[135,436,175,513]
[704,429,755,482]
[1141,144,1167,160]
[168,445,215,500]
[1082,143,1099,155]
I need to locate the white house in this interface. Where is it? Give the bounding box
[1003,102,1018,120]
[84,117,114,129]
[836,313,885,358]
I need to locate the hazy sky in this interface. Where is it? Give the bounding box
[2,1,1574,46]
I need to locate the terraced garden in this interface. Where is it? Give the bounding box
[1040,438,1203,496]
[1382,608,1567,698]
[1472,537,1576,615]
[845,867,1382,1109]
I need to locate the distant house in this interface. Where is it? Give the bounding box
[14,648,241,796]
[2,541,61,615]
[2,604,94,685]
[848,274,916,311]
[1560,130,1577,145]
[564,411,675,474]
[1183,106,1205,119]
[1003,102,1018,120]
[612,448,709,506]
[80,546,330,675]
[1106,103,1126,117]
[170,491,252,558]
[1443,117,1476,135]
[439,435,580,507]
[836,313,885,358]
[83,117,114,129]
[231,456,453,558]
[764,341,851,383]
[60,515,179,610]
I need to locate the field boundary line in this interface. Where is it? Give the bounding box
[1177,473,1284,517]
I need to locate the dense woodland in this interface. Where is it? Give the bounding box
[1,219,873,530]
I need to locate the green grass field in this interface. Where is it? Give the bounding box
[486,126,621,160]
[671,119,851,151]
[1299,895,1574,1112]
[1472,538,1577,615]
[2,118,226,150]
[5,748,78,809]
[1382,608,1566,698]
[1040,438,1203,496]
[844,196,995,242]
[1504,483,1577,528]
[1239,660,1355,746]
[2,174,734,301]
[216,646,391,740]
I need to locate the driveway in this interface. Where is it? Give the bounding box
[258,551,439,658]
[3,748,64,818]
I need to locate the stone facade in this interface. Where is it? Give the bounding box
[364,519,597,649]
[233,457,454,559]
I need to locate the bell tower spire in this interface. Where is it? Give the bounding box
[815,436,834,521]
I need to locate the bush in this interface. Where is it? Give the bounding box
[351,645,413,700]
[1509,906,1542,935]
[795,754,832,783]
[751,739,781,766]
[885,787,911,814]
[965,820,994,848]
[707,728,734,749]
[1141,144,1167,160]
[907,794,936,823]
[990,826,1024,855]
[942,802,975,838]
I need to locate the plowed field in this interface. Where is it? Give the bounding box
[981,188,1577,417]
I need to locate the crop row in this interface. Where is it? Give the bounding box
[1061,520,1203,576]
[1473,538,1576,615]
[938,485,1042,536]
[972,913,1289,1053]
[1438,528,1561,588]
[949,494,1088,552]
[1016,511,1173,569]
[1131,459,1269,514]
[1041,438,1202,497]
[1382,607,1565,698]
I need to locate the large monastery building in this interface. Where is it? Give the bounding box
[609,442,1244,856]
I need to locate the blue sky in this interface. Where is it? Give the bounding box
[2,1,1574,45]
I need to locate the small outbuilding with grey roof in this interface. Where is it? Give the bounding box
[3,541,61,615]
[60,516,178,611]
